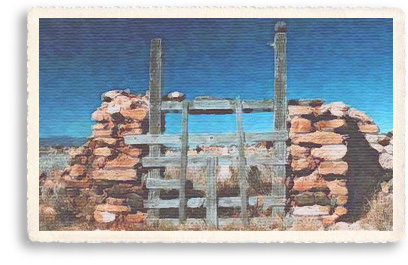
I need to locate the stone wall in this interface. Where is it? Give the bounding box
[287,100,392,226]
[60,90,150,225]
[55,91,392,228]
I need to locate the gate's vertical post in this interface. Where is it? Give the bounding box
[206,157,218,228]
[179,101,189,223]
[235,100,249,228]
[272,21,288,217]
[147,38,164,224]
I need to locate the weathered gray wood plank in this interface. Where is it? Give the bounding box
[124,131,288,145]
[206,157,218,228]
[235,100,249,228]
[143,196,280,209]
[272,21,288,216]
[146,178,180,190]
[141,155,286,167]
[179,101,189,223]
[161,99,274,113]
[147,38,164,223]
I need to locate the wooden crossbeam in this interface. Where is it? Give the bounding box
[161,99,274,113]
[124,131,288,146]
[143,196,285,209]
[141,155,286,168]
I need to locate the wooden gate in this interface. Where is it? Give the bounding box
[124,21,288,228]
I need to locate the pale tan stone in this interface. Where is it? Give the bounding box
[291,131,344,145]
[289,105,313,116]
[358,124,379,133]
[290,117,312,133]
[293,172,327,192]
[290,145,310,159]
[95,204,130,213]
[91,169,137,181]
[120,109,148,120]
[311,144,347,161]
[105,154,139,169]
[94,211,116,223]
[291,157,317,171]
[318,161,348,175]
[69,164,85,177]
[348,108,373,123]
[335,206,348,216]
[327,180,348,196]
[93,147,112,156]
[314,119,346,131]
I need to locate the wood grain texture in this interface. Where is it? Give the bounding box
[206,157,218,228]
[179,101,189,222]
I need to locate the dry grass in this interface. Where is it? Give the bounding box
[361,192,393,231]
[291,217,324,231]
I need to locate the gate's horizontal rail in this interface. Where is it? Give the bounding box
[161,99,274,113]
[124,131,288,145]
[143,196,285,209]
[142,155,286,168]
[155,217,276,227]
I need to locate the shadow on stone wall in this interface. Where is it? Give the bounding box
[342,118,385,222]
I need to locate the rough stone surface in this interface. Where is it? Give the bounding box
[293,172,327,192]
[290,117,312,133]
[291,157,317,171]
[69,164,85,177]
[290,145,310,159]
[320,102,348,117]
[311,145,347,161]
[318,161,348,176]
[94,211,116,223]
[379,153,393,170]
[291,131,344,145]
[288,105,314,117]
[358,124,379,133]
[92,169,137,181]
[314,119,346,131]
[327,180,348,196]
[95,204,130,213]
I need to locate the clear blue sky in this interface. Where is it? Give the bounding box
[39,18,393,139]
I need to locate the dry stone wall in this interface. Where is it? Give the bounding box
[55,90,392,228]
[287,100,392,226]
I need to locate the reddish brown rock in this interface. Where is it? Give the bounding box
[120,147,143,157]
[105,154,139,169]
[106,197,125,205]
[291,131,344,145]
[320,102,348,117]
[314,119,346,131]
[293,172,327,192]
[92,156,107,169]
[92,109,111,122]
[348,108,373,123]
[327,180,348,196]
[93,147,112,156]
[60,178,91,188]
[93,122,115,130]
[358,124,379,133]
[289,145,310,159]
[119,123,143,136]
[322,214,339,227]
[290,117,312,133]
[92,169,137,181]
[94,211,116,223]
[125,212,147,223]
[334,206,348,216]
[95,137,118,146]
[69,164,85,177]
[120,109,148,120]
[288,105,314,117]
[336,195,348,206]
[318,161,348,175]
[92,129,113,138]
[95,204,130,213]
[291,157,317,171]
[311,144,347,161]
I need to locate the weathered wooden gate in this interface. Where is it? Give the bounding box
[124,21,288,228]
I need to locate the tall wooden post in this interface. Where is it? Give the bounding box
[235,100,249,228]
[206,157,218,228]
[272,21,287,217]
[179,101,189,223]
[147,38,164,224]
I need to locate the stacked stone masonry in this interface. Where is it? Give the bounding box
[287,100,392,227]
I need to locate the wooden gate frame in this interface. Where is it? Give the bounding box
[125,21,288,228]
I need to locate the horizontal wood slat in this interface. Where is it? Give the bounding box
[161,99,274,113]
[141,155,286,167]
[143,196,285,209]
[124,131,288,146]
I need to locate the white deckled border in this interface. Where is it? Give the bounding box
[27,7,405,243]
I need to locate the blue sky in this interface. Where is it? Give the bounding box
[39,18,393,138]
